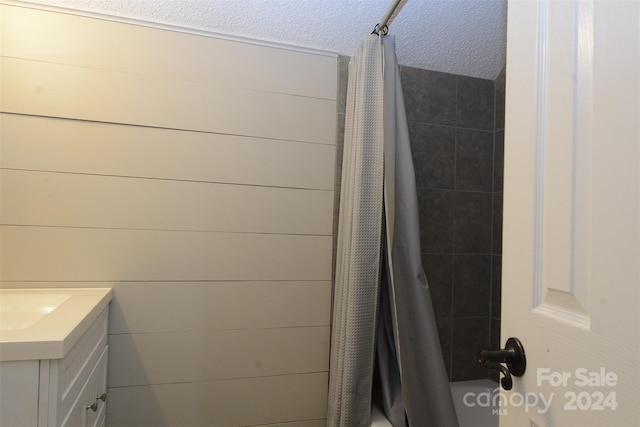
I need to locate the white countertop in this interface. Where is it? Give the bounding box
[0,288,112,361]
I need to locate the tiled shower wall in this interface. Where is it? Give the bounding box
[334,56,506,382]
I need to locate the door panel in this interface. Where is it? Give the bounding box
[502,1,639,425]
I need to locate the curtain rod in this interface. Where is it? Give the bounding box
[373,0,408,35]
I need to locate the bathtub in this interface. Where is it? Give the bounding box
[450,380,500,427]
[371,379,499,427]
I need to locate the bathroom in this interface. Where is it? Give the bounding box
[1,1,638,427]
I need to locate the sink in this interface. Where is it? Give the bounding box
[1,292,73,330]
[0,288,112,361]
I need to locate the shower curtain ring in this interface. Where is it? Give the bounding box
[372,23,388,36]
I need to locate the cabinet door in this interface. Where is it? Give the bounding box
[91,346,108,427]
[0,361,40,427]
[59,385,87,427]
[59,346,108,427]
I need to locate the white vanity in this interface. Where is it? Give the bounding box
[0,288,112,427]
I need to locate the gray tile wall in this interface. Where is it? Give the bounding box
[490,67,506,382]
[333,56,506,382]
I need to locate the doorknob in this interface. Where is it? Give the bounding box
[478,337,526,390]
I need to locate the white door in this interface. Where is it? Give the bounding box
[501,0,639,426]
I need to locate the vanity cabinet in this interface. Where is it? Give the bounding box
[0,308,109,427]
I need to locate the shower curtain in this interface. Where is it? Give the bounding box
[327,34,459,427]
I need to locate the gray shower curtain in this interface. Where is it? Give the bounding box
[327,34,459,427]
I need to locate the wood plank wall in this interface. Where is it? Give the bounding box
[0,4,336,426]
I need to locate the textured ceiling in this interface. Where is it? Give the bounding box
[22,0,507,79]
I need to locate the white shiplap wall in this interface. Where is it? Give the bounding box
[0,4,336,426]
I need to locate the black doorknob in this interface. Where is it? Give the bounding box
[478,337,526,390]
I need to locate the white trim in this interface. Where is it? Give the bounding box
[533,0,549,309]
[1,0,339,58]
[533,303,590,331]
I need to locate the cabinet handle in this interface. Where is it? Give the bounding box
[86,401,98,412]
[98,392,107,402]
